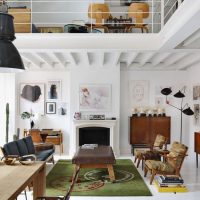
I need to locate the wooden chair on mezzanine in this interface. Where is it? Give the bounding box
[144,141,188,184]
[125,2,150,33]
[88,3,110,33]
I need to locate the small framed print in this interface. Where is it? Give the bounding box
[47,80,62,100]
[46,102,56,114]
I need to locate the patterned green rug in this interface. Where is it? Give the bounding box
[46,159,152,196]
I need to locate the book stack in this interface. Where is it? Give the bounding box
[154,175,188,193]
[81,144,98,149]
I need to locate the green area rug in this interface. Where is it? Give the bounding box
[46,159,152,196]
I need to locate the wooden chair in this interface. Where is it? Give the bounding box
[88,3,110,33]
[36,166,80,200]
[144,141,188,184]
[126,3,149,33]
[134,134,167,169]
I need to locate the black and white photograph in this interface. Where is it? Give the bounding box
[46,102,56,114]
[47,80,61,100]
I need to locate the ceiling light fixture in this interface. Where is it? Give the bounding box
[0,1,25,72]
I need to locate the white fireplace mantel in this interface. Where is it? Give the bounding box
[71,119,119,157]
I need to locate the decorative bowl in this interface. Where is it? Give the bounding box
[4,157,17,165]
[19,154,36,165]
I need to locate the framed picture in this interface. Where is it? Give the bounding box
[46,102,56,114]
[79,84,112,111]
[19,83,45,115]
[129,80,149,107]
[47,80,61,100]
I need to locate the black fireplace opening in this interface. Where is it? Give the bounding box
[79,127,110,146]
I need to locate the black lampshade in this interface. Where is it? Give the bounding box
[174,90,185,98]
[161,88,172,96]
[0,13,15,41]
[183,107,194,116]
[0,12,25,72]
[0,40,25,72]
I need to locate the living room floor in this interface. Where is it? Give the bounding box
[18,155,200,200]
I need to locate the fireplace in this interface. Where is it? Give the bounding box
[79,127,110,146]
[72,119,119,156]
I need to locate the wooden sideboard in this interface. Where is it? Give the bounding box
[24,129,63,155]
[8,8,31,33]
[130,116,171,150]
[195,132,200,168]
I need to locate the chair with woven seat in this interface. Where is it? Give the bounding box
[134,134,167,169]
[144,141,188,184]
[125,2,149,33]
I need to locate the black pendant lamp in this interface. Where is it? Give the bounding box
[161,88,172,96]
[174,90,185,98]
[183,107,194,116]
[0,5,25,72]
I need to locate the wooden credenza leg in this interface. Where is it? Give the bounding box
[107,164,115,183]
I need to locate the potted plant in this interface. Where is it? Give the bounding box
[21,111,35,129]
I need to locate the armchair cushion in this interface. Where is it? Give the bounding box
[16,139,29,156]
[35,149,55,161]
[145,160,175,173]
[23,136,36,154]
[3,141,20,156]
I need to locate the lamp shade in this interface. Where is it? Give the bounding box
[0,13,15,41]
[0,40,25,72]
[183,107,194,116]
[161,88,172,96]
[174,90,185,98]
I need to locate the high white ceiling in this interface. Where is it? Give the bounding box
[15,0,200,71]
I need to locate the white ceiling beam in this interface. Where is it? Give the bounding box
[67,52,77,66]
[152,53,171,66]
[114,52,122,66]
[140,52,156,66]
[51,53,65,68]
[99,52,105,66]
[183,29,200,47]
[21,54,41,68]
[127,52,139,68]
[161,53,189,68]
[37,53,54,67]
[84,52,91,66]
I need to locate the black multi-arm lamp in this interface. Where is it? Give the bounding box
[0,0,25,72]
[161,87,194,143]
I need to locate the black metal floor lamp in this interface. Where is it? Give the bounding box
[161,87,194,143]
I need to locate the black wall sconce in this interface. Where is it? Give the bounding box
[161,87,194,143]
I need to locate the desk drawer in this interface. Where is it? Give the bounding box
[46,137,61,145]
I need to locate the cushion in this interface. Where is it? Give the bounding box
[145,160,175,173]
[16,139,29,156]
[153,134,166,149]
[36,149,54,161]
[23,136,35,154]
[3,141,20,156]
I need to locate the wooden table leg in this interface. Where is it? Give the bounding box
[107,164,115,182]
[33,164,46,200]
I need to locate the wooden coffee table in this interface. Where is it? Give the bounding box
[72,146,116,182]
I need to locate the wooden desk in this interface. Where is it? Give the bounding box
[195,132,200,168]
[24,129,63,155]
[0,162,46,200]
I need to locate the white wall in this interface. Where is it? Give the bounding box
[16,71,70,154]
[188,65,200,160]
[0,73,16,146]
[120,70,190,155]
[69,64,120,156]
